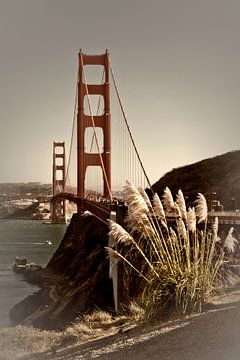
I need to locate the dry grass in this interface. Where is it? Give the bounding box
[0,309,138,360]
[64,310,113,341]
[64,308,138,340]
[0,325,61,360]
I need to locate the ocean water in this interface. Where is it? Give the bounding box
[0,219,67,328]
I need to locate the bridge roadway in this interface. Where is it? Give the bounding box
[52,192,240,227]
[52,192,126,224]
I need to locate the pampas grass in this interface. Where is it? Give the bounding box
[186,207,196,232]
[162,187,175,213]
[176,190,187,220]
[109,220,133,246]
[195,193,208,223]
[224,227,238,253]
[108,182,224,317]
[153,193,165,221]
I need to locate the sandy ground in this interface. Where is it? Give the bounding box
[20,287,240,360]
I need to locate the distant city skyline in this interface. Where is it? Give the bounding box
[1,0,240,187]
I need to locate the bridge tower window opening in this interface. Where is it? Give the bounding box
[55,157,64,166]
[84,127,104,154]
[83,65,105,85]
[56,169,64,181]
[84,94,105,116]
[54,146,64,154]
[85,166,104,198]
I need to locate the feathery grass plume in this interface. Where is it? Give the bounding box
[127,209,155,238]
[105,247,122,264]
[176,218,187,240]
[162,187,175,213]
[195,193,208,223]
[105,247,150,282]
[124,181,155,239]
[224,227,238,253]
[205,217,219,267]
[109,219,159,277]
[153,193,166,221]
[108,220,133,245]
[174,202,182,218]
[176,189,187,220]
[124,180,149,214]
[170,227,177,243]
[187,207,196,232]
[124,180,149,228]
[139,188,152,211]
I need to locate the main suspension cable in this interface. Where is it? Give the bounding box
[64,65,79,191]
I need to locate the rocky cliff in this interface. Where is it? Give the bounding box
[10,213,114,330]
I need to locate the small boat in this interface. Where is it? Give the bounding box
[13,257,42,274]
[13,257,27,273]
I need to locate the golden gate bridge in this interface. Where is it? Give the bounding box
[50,50,240,228]
[51,50,152,224]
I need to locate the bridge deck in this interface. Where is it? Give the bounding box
[52,193,240,226]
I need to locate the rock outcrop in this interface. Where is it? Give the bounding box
[10,213,114,330]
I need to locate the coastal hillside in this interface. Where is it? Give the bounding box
[152,150,240,211]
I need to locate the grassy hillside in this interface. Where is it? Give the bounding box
[152,150,240,211]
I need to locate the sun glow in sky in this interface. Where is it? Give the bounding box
[1,0,240,185]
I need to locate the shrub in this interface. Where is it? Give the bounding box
[106,182,224,317]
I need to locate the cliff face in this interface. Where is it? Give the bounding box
[152,150,240,210]
[10,213,114,330]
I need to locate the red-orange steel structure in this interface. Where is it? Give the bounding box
[77,50,111,210]
[51,141,66,223]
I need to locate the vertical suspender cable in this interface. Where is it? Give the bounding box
[108,55,154,194]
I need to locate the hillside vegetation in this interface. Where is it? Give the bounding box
[152,150,240,210]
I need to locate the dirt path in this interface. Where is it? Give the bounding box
[22,288,240,360]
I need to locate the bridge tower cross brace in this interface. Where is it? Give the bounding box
[51,141,66,223]
[77,50,111,210]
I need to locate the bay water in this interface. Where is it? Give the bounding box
[0,219,67,328]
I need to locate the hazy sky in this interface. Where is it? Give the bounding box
[1,0,240,185]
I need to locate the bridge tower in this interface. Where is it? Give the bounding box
[77,50,111,211]
[51,141,66,223]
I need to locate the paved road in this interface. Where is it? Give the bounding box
[24,293,240,360]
